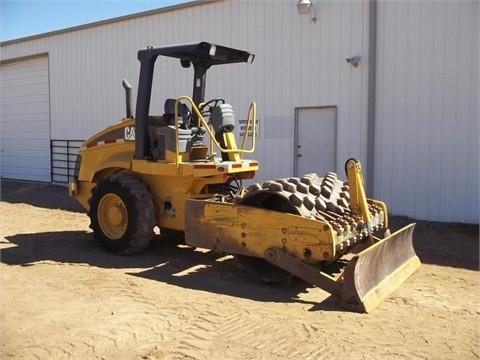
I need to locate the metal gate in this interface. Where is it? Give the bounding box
[50,140,83,184]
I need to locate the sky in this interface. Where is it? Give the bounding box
[0,0,190,41]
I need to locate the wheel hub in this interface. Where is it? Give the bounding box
[108,205,124,226]
[98,193,128,240]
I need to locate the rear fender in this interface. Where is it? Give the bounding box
[72,151,132,210]
[90,152,132,183]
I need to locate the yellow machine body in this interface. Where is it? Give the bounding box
[185,198,386,264]
[70,100,258,232]
[69,42,420,312]
[71,113,420,312]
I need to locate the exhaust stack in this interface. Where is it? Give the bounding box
[122,79,133,118]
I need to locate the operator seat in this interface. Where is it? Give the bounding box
[150,99,207,161]
[164,99,192,128]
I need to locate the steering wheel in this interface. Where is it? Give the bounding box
[200,98,225,115]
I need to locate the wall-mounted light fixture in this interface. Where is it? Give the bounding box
[297,0,317,23]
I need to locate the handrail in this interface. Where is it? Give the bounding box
[240,101,256,158]
[174,96,257,160]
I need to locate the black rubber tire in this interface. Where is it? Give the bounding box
[88,172,156,254]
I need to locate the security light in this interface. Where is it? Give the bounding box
[297,0,317,23]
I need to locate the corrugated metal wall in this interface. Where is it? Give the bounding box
[1,0,478,223]
[0,0,370,181]
[375,0,479,223]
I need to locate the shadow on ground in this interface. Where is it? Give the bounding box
[390,216,478,271]
[2,230,338,310]
[1,179,83,212]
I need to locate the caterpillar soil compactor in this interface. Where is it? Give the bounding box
[68,42,420,312]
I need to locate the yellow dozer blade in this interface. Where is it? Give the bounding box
[341,223,420,312]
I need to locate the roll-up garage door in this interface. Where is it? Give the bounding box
[0,55,51,182]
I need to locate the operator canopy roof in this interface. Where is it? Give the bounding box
[137,41,255,67]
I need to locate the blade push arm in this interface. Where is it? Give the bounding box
[345,158,374,226]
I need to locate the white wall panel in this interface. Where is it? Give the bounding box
[375,0,479,223]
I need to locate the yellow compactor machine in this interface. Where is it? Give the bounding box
[69,42,420,312]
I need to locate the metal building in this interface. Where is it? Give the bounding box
[0,0,478,223]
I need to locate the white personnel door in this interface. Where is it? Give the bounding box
[294,107,337,176]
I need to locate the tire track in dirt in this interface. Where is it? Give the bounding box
[163,306,224,359]
[69,275,173,356]
[169,304,337,360]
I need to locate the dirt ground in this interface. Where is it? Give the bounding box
[0,180,479,360]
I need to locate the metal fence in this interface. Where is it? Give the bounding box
[50,140,84,184]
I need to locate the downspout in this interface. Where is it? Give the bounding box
[366,0,377,195]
